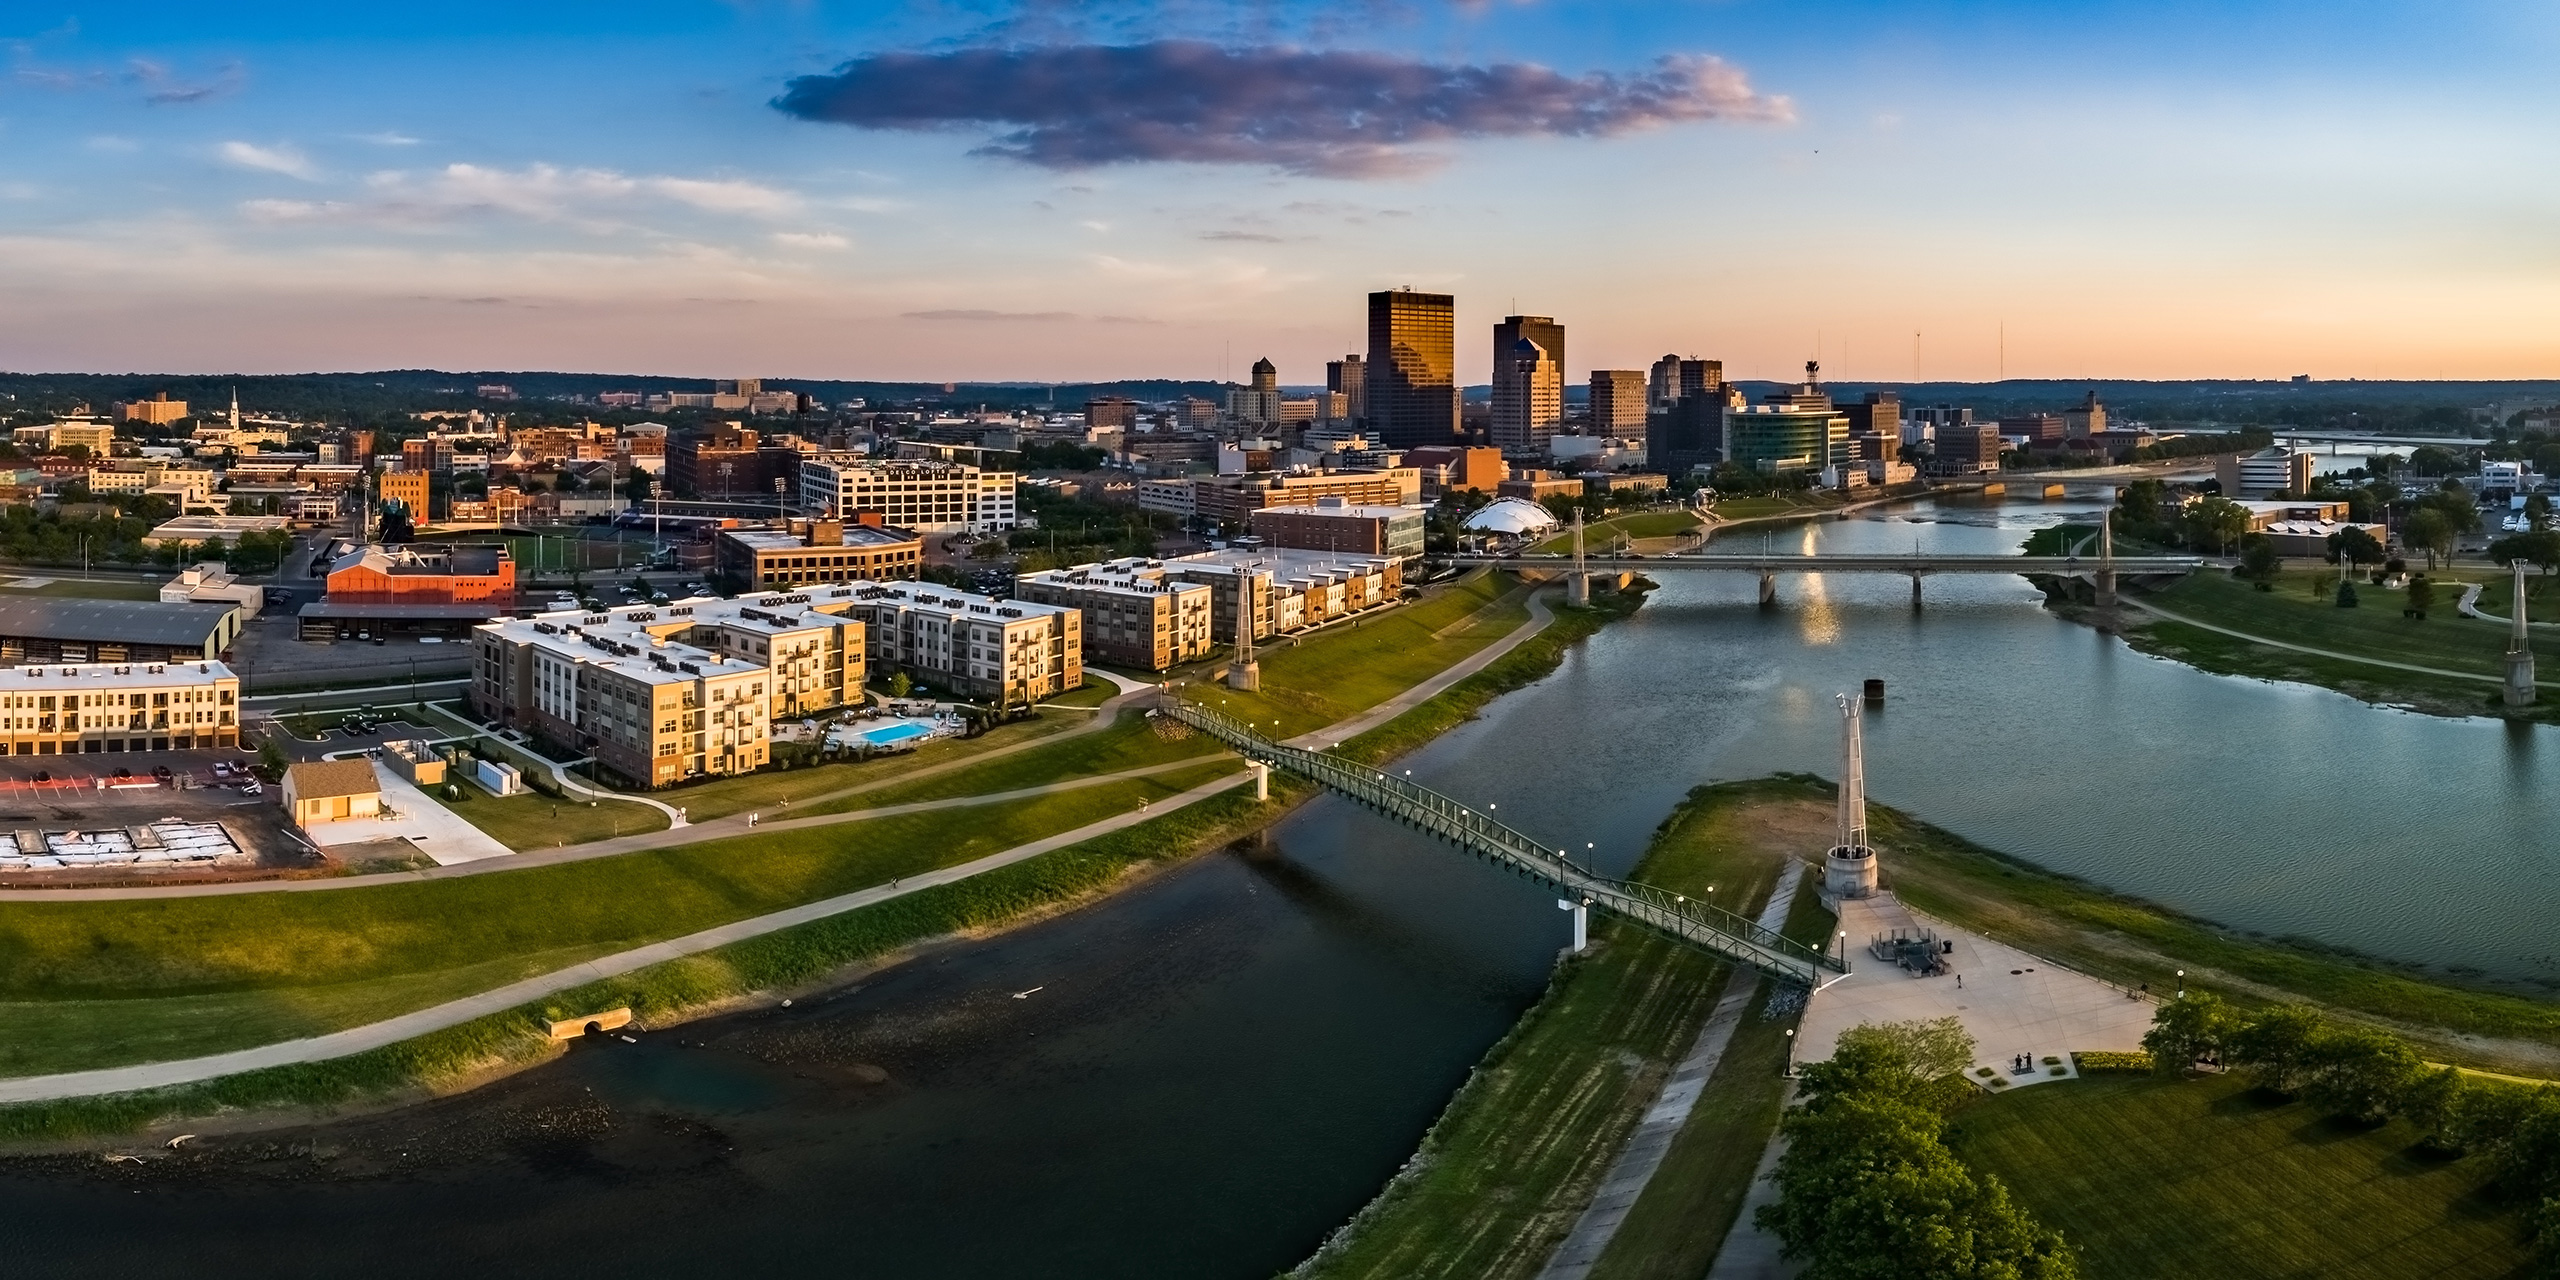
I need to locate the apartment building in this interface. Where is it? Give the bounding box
[1035,549,1402,648]
[832,582,1079,704]
[799,454,1018,534]
[1013,564,1214,671]
[0,659,240,755]
[1189,467,1422,527]
[471,593,867,786]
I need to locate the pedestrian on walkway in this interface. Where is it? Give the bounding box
[1956,973,1962,989]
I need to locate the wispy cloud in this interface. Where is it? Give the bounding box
[771,231,850,250]
[900,308,1164,324]
[220,140,318,181]
[238,163,804,233]
[127,57,244,105]
[354,131,423,147]
[775,41,1792,177]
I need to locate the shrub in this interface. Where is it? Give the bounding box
[2071,1051,2153,1074]
[2142,990,2233,1075]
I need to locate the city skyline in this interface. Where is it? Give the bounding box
[2,1,2555,383]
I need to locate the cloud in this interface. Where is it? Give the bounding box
[354,131,423,146]
[220,141,318,181]
[774,41,1791,177]
[1199,230,1286,243]
[237,163,803,232]
[904,309,1079,322]
[771,231,850,250]
[127,57,244,105]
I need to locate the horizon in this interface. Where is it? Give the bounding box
[5,3,2556,382]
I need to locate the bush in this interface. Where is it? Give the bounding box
[2071,1051,2153,1074]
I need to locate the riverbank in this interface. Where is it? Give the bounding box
[1294,773,2560,1279]
[0,580,1651,1143]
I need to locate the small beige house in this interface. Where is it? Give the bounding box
[282,759,382,826]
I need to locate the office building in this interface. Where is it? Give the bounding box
[1188,467,1422,527]
[326,543,516,605]
[1326,356,1366,425]
[1228,358,1282,427]
[1012,564,1214,671]
[669,425,802,503]
[0,659,240,754]
[1840,391,1902,461]
[1933,422,2005,474]
[1085,397,1139,431]
[1647,355,1684,410]
[1491,316,1565,452]
[117,394,187,426]
[1648,387,1738,476]
[0,599,244,665]
[1497,470,1583,503]
[799,454,1018,534]
[2000,414,2065,445]
[1590,371,1648,441]
[1248,497,1428,559]
[1725,364,1849,475]
[2064,391,2108,439]
[716,518,924,590]
[2216,448,2317,499]
[376,469,430,519]
[1403,445,1507,496]
[1366,289,1459,448]
[50,422,118,454]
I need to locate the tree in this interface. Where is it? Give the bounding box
[887,671,912,699]
[2403,508,2452,568]
[2235,533,2280,589]
[2408,574,2436,617]
[2326,525,2384,571]
[1834,1017,1977,1085]
[2117,478,2166,528]
[2398,1066,2467,1150]
[2408,444,2464,476]
[2493,532,2560,576]
[2141,991,2232,1075]
[2183,496,2251,556]
[2299,1023,2422,1122]
[2227,1004,2328,1093]
[2531,493,2553,533]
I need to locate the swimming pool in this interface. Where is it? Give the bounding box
[860,722,933,747]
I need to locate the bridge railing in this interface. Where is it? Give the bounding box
[1163,695,1840,983]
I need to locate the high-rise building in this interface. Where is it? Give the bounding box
[1647,355,1684,409]
[1681,359,1722,400]
[2064,390,2108,438]
[1366,289,1459,449]
[1841,391,1902,461]
[1491,317,1565,453]
[1325,356,1366,425]
[1085,396,1139,431]
[1590,371,1648,441]
[1228,357,1282,426]
[1723,362,1849,475]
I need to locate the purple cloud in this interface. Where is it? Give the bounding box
[774,42,1790,177]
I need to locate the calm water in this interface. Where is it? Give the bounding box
[10,495,2556,1278]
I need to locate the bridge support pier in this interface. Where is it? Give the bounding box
[2095,569,2117,613]
[1558,897,1589,954]
[1758,571,1776,607]
[1909,572,1923,609]
[1249,761,1269,802]
[1568,572,1590,607]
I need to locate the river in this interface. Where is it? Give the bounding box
[8,494,2556,1278]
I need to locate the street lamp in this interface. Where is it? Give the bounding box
[1782,1028,1795,1076]
[2175,969,2185,998]
[1838,930,1848,963]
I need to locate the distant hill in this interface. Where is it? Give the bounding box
[1,368,2552,433]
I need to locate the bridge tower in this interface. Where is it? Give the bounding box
[1823,694,1880,901]
[1225,575,1261,692]
[2095,503,2118,615]
[1568,508,1591,607]
[2506,560,2536,708]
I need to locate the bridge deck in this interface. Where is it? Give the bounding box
[1163,699,1843,987]
[1442,554,2204,575]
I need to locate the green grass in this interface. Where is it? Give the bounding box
[803,712,1222,815]
[14,577,165,601]
[1703,494,1835,521]
[0,765,1236,1072]
[1530,509,1703,553]
[1951,1073,2530,1280]
[1299,750,1825,1280]
[1197,571,1530,741]
[431,781,672,850]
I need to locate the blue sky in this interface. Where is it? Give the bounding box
[3,1,2555,384]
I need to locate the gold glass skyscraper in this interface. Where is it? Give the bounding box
[1366,289,1458,448]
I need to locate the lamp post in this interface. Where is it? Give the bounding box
[2176,969,2185,999]
[1782,1028,1795,1076]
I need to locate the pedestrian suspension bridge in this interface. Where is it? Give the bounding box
[1160,696,1848,988]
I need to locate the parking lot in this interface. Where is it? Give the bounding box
[0,748,316,879]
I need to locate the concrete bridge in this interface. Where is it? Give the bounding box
[1161,697,1847,987]
[1443,550,2206,606]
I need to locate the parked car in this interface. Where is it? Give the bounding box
[240,781,263,796]
[152,765,171,781]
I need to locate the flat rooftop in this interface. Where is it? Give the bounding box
[0,659,237,690]
[724,524,920,552]
[0,597,240,647]
[1252,502,1427,520]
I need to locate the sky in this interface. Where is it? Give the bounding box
[2,1,2556,386]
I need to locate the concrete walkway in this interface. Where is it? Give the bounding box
[0,770,1254,1104]
[1539,861,1805,1280]
[1283,588,1556,750]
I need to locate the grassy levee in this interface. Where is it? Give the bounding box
[2114,565,2560,720]
[0,574,1644,1136]
[1528,509,1704,553]
[0,763,1237,1076]
[1295,741,1816,1280]
[1723,774,2560,1065]
[803,712,1226,815]
[1951,1073,2530,1280]
[1192,570,1527,740]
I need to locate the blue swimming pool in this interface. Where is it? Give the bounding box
[861,722,933,746]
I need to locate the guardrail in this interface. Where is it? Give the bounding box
[1163,696,1842,987]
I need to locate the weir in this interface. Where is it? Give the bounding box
[1159,696,1846,988]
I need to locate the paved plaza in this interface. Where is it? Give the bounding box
[1799,890,2158,1086]
[303,759,514,866]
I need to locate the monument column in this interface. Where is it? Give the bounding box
[2506,560,2536,708]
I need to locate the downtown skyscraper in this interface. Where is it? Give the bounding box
[1365,289,1459,449]
[1491,314,1565,452]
